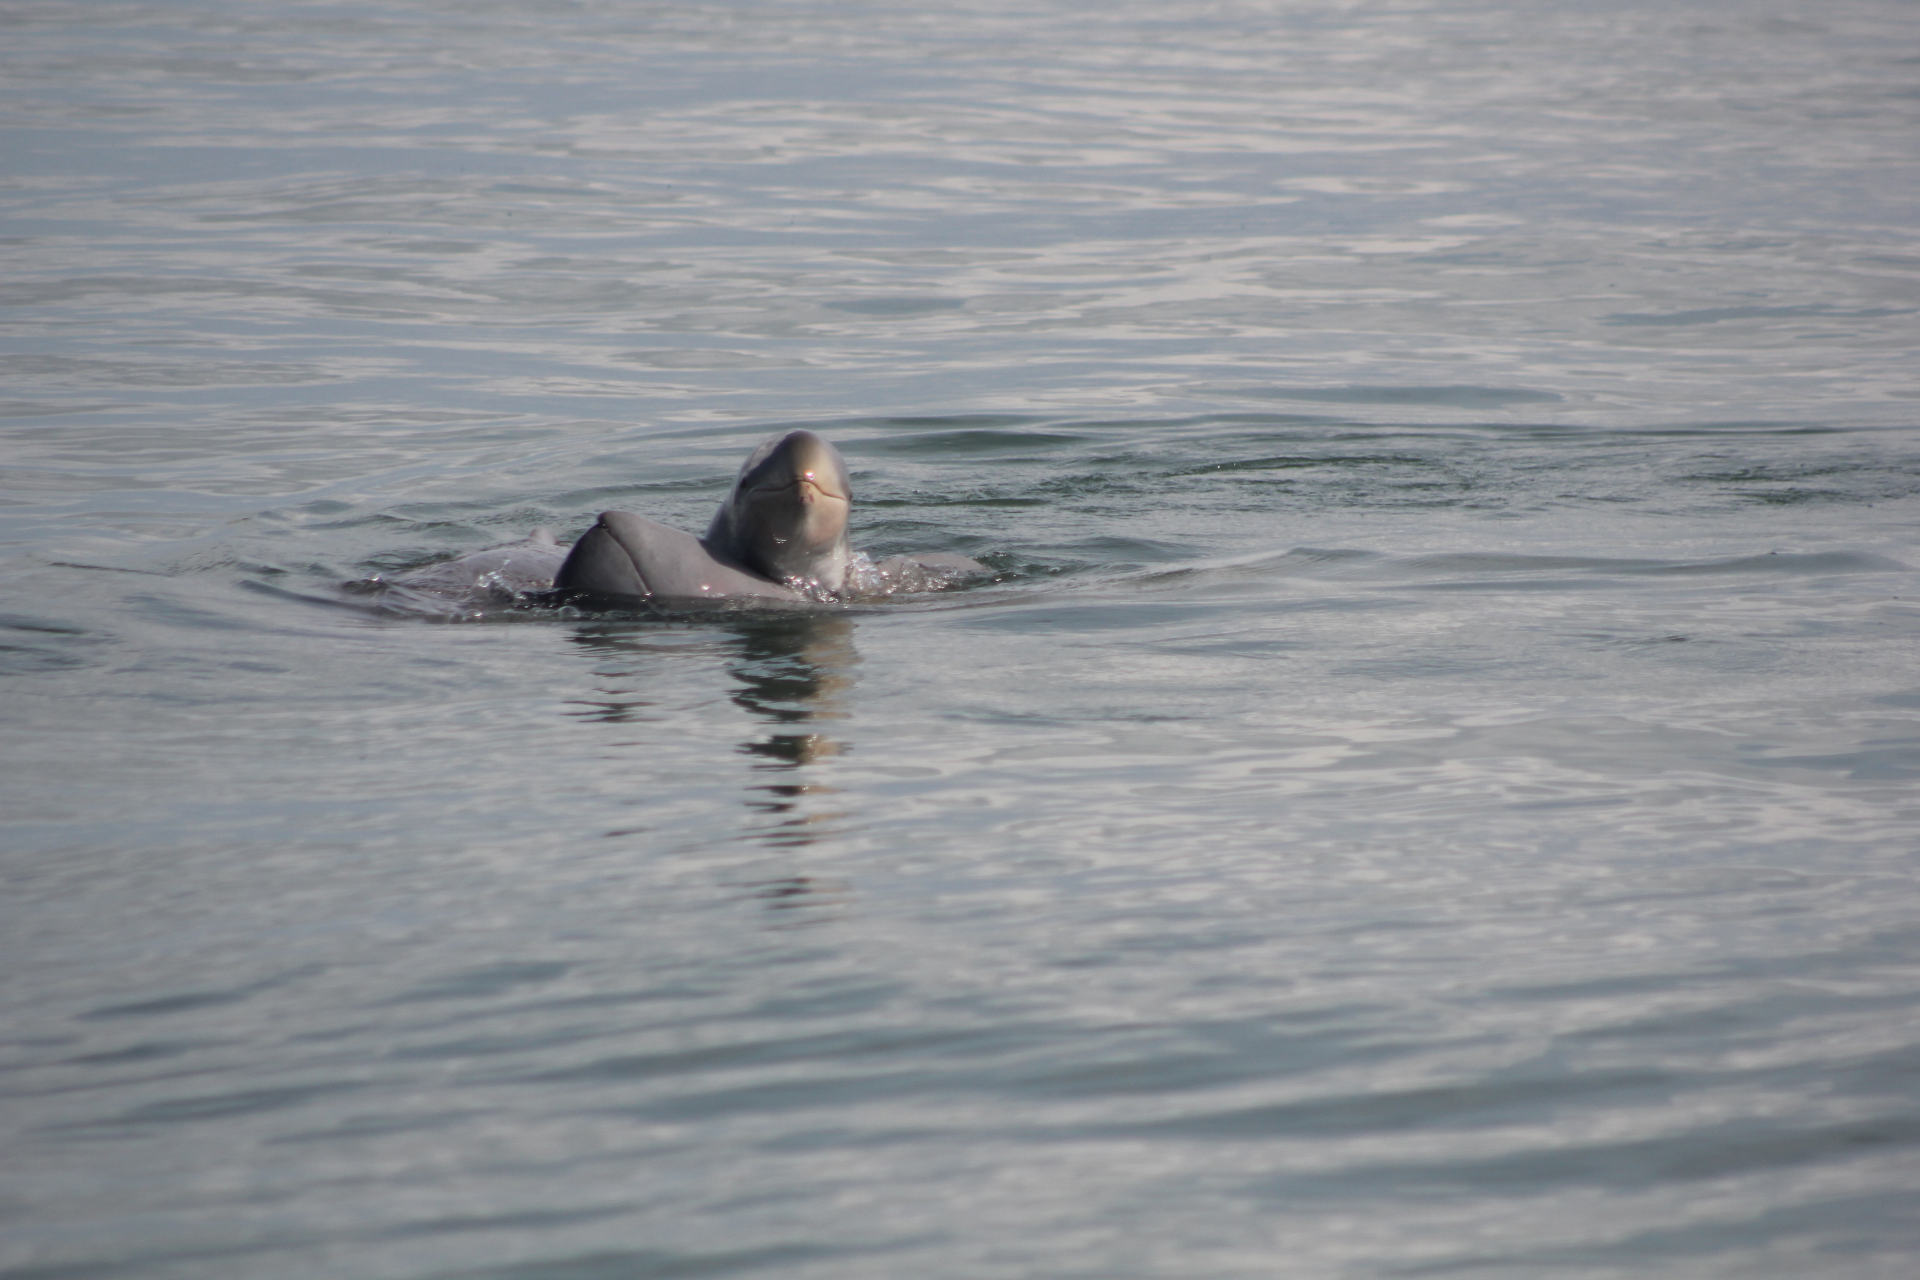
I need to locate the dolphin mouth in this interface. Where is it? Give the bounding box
[749,474,850,505]
[796,475,850,503]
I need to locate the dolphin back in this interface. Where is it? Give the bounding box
[556,511,801,601]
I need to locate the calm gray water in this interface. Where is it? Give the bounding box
[5,1,1920,1276]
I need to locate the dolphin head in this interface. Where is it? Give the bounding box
[705,430,855,594]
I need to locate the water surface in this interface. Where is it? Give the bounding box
[4,2,1919,1276]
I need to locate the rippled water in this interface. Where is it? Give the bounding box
[5,2,1920,1276]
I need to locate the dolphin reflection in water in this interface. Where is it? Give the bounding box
[388,430,984,608]
[566,609,862,913]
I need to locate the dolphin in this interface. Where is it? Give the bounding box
[554,430,982,603]
[374,527,568,609]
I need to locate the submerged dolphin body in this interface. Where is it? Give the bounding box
[377,527,567,605]
[554,430,982,603]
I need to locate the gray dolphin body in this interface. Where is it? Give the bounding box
[380,527,567,606]
[554,430,982,603]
